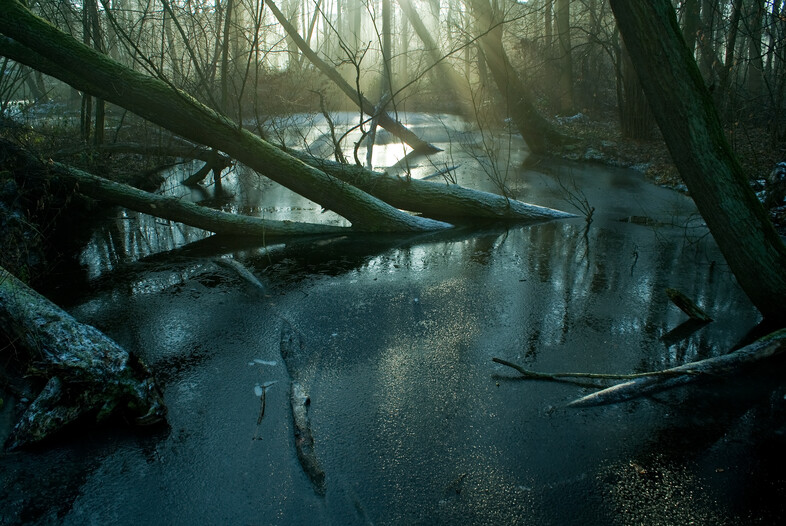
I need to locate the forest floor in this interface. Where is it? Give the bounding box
[552,114,785,190]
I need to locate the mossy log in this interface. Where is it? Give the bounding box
[0,265,166,450]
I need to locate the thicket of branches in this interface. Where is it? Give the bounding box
[2,1,784,148]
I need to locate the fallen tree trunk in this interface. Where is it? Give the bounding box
[3,138,347,237]
[265,0,439,154]
[285,149,575,221]
[0,265,166,450]
[54,160,348,237]
[568,329,786,407]
[0,4,447,233]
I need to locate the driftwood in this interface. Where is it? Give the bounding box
[0,265,166,450]
[493,328,786,408]
[279,321,326,496]
[666,287,713,322]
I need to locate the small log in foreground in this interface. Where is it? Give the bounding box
[568,329,786,407]
[279,321,326,496]
[0,265,166,450]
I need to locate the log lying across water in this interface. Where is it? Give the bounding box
[0,265,166,450]
[286,149,576,222]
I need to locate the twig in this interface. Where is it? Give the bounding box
[492,358,698,381]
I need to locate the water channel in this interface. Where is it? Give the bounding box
[1,113,785,524]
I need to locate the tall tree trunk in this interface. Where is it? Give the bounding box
[467,0,575,154]
[555,0,573,113]
[544,0,553,51]
[608,0,786,322]
[86,0,104,146]
[681,0,701,58]
[746,0,766,100]
[80,3,92,143]
[717,0,743,115]
[698,0,718,83]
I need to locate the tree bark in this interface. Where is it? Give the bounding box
[608,0,786,321]
[0,264,166,450]
[0,3,448,233]
[265,0,439,154]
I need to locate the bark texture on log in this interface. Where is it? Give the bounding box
[0,265,166,450]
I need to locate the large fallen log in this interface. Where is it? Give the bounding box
[285,149,576,221]
[0,265,166,450]
[2,138,346,238]
[52,160,348,238]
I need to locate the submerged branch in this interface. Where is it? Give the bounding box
[492,358,696,381]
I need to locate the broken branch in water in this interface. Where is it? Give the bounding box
[492,358,696,381]
[494,328,786,408]
[666,287,713,322]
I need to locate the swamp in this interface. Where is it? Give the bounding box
[1,1,786,524]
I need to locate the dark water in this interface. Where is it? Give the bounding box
[2,115,785,525]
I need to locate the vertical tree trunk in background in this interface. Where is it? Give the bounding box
[608,0,786,322]
[555,0,573,113]
[698,0,718,83]
[544,0,553,51]
[382,0,393,96]
[467,0,574,154]
[80,3,92,142]
[717,0,743,114]
[86,0,104,146]
[746,0,765,100]
[682,0,701,58]
[220,0,234,113]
